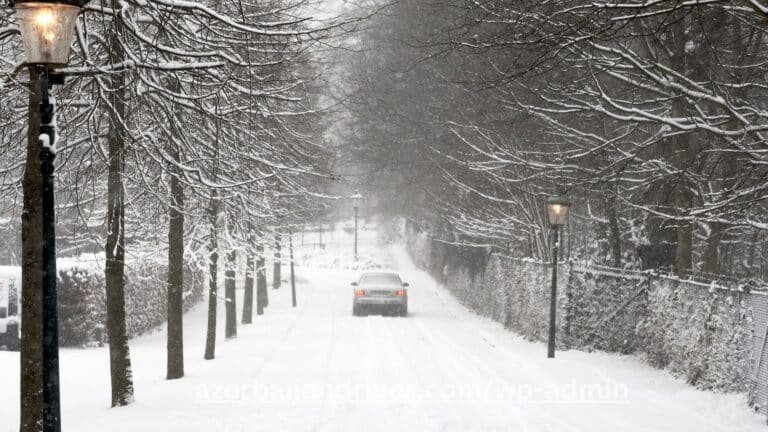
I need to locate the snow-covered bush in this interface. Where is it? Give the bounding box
[56,260,205,346]
[565,268,649,354]
[500,258,552,342]
[58,268,106,346]
[404,220,432,271]
[644,280,749,391]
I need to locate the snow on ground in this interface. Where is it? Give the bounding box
[0,223,764,431]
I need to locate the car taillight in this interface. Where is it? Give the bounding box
[396,289,406,297]
[355,289,366,296]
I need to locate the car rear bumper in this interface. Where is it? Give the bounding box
[354,297,407,306]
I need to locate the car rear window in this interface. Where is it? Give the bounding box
[360,273,402,286]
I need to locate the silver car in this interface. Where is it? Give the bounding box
[352,272,409,317]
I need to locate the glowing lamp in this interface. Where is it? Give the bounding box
[546,195,570,227]
[14,1,83,65]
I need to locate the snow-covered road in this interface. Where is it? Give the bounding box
[0,228,764,431]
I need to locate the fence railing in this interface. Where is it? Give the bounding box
[405,226,768,417]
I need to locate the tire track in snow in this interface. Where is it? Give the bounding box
[310,273,339,432]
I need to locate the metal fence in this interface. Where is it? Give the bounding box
[405,226,768,419]
[747,291,768,416]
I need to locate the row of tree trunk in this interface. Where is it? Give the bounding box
[203,232,280,361]
[21,63,289,427]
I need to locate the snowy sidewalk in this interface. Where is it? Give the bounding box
[0,239,764,431]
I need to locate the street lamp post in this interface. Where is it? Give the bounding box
[546,195,570,359]
[11,1,89,431]
[351,190,362,260]
[289,230,296,307]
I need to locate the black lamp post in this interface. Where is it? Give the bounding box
[289,229,296,307]
[11,1,88,431]
[546,194,570,359]
[351,190,362,260]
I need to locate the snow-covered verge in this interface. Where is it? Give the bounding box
[398,219,765,417]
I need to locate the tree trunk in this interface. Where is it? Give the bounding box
[166,142,184,379]
[105,112,134,406]
[670,16,697,279]
[105,11,134,406]
[760,232,766,281]
[242,253,254,324]
[748,229,759,276]
[703,222,724,276]
[273,234,282,289]
[256,243,268,313]
[675,186,694,278]
[225,251,237,339]
[20,66,43,432]
[670,99,694,278]
[606,192,622,268]
[290,232,296,307]
[204,197,219,360]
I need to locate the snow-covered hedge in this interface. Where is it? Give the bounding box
[565,267,650,354]
[58,268,105,346]
[57,261,205,347]
[643,279,749,391]
[403,220,756,399]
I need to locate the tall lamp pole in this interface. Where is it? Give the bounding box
[546,195,570,359]
[351,190,362,260]
[11,1,89,431]
[289,230,296,307]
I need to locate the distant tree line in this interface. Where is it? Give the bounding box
[342,0,768,285]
